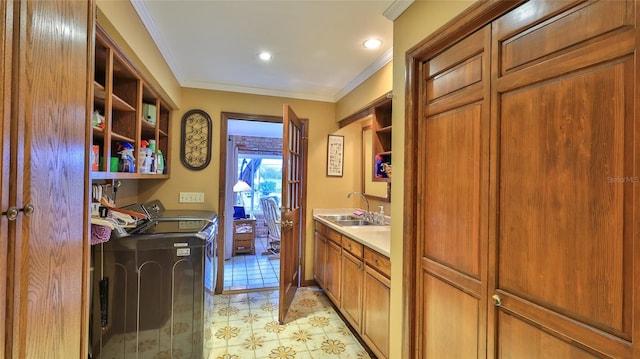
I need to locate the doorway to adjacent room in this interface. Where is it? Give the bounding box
[219,115,284,292]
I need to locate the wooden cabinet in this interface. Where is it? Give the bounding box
[315,221,342,306]
[313,229,327,288]
[362,248,391,359]
[232,218,256,255]
[408,0,640,358]
[371,98,392,182]
[340,237,364,331]
[91,25,172,179]
[314,221,341,306]
[324,235,342,306]
[0,0,92,357]
[313,220,390,358]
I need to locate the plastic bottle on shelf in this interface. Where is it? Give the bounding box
[118,149,134,172]
[139,140,151,174]
[117,142,135,172]
[147,139,158,173]
[156,150,164,174]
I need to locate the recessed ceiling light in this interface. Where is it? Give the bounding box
[363,38,382,49]
[258,52,272,61]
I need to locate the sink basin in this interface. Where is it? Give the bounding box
[334,219,380,226]
[318,214,388,227]
[320,215,361,221]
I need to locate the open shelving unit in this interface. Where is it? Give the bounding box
[371,98,392,182]
[91,24,172,180]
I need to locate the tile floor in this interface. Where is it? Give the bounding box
[223,235,280,291]
[205,287,372,359]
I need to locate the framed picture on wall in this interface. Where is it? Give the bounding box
[327,134,344,177]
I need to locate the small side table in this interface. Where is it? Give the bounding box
[232,218,256,255]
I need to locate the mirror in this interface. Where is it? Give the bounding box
[362,125,390,201]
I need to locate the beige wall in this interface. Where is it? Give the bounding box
[136,88,362,281]
[389,1,475,357]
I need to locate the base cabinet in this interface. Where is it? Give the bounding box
[341,250,363,331]
[315,221,342,306]
[324,239,342,305]
[362,266,390,359]
[314,220,390,359]
[313,232,327,288]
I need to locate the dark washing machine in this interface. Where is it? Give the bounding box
[91,207,218,359]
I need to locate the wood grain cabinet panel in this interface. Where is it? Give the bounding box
[340,250,363,331]
[313,230,327,288]
[324,237,342,306]
[410,0,640,358]
[362,264,390,359]
[0,0,92,357]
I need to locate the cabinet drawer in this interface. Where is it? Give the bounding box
[342,236,363,258]
[364,248,390,278]
[325,226,342,244]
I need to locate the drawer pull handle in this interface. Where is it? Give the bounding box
[492,294,503,307]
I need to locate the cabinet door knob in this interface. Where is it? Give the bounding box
[492,294,503,307]
[23,203,35,217]
[2,207,19,221]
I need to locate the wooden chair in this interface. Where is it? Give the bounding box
[260,196,280,259]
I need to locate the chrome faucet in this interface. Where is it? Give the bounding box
[347,191,371,222]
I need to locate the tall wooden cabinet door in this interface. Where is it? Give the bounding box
[0,0,13,356]
[8,0,90,358]
[490,1,639,358]
[416,25,491,358]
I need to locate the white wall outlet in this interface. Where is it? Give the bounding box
[179,192,205,203]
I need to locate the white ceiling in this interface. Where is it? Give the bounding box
[131,0,407,103]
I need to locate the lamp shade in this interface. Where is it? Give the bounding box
[233,180,252,193]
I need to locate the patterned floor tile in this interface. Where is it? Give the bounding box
[207,287,371,359]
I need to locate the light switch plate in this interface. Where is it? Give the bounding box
[179,192,205,203]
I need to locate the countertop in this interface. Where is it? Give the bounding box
[312,208,391,257]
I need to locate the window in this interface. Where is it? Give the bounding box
[237,154,282,215]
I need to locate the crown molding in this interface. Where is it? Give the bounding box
[333,48,393,102]
[182,80,335,103]
[130,0,184,84]
[383,0,415,21]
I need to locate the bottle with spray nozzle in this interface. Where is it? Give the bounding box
[117,142,135,173]
[138,140,152,174]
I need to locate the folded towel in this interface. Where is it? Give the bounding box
[90,224,111,245]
